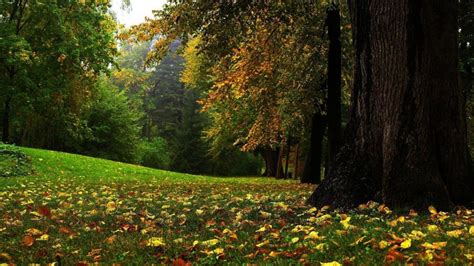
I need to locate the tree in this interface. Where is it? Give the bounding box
[309,0,474,210]
[0,0,117,148]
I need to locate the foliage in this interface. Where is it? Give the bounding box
[0,147,473,264]
[127,1,353,159]
[137,137,171,170]
[0,143,33,177]
[0,0,118,149]
[79,78,142,163]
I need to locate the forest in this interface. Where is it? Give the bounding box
[0,0,473,264]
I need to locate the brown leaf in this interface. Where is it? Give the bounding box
[59,226,73,235]
[38,206,51,218]
[22,235,35,247]
[106,235,117,244]
[172,258,192,266]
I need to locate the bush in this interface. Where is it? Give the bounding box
[80,78,143,163]
[0,143,33,177]
[138,138,171,169]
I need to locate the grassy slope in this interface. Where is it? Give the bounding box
[0,147,473,265]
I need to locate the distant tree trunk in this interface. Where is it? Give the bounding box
[276,146,284,179]
[326,5,342,168]
[294,144,300,179]
[301,112,327,184]
[309,0,474,210]
[2,96,11,143]
[284,135,291,178]
[262,148,281,178]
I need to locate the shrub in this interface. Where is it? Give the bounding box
[0,143,33,177]
[138,137,171,169]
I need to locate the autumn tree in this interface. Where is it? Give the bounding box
[309,0,474,210]
[128,1,353,178]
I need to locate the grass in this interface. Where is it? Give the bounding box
[0,147,473,265]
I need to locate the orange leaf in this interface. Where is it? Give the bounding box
[172,258,192,266]
[22,235,35,247]
[59,226,73,235]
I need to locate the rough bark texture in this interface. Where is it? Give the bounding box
[301,112,327,184]
[326,6,343,168]
[309,0,474,210]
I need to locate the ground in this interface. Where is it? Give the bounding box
[0,147,473,265]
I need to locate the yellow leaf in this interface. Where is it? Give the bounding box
[315,243,327,251]
[291,237,299,243]
[195,209,204,215]
[106,201,116,212]
[469,226,474,235]
[340,217,351,229]
[401,239,411,249]
[447,229,463,238]
[25,228,42,236]
[465,254,474,260]
[379,240,389,249]
[428,206,437,215]
[260,211,271,218]
[409,230,426,240]
[421,241,447,250]
[37,234,49,241]
[305,231,320,240]
[256,240,269,248]
[269,251,281,257]
[146,237,165,247]
[321,262,341,266]
[202,239,219,247]
[192,240,200,247]
[213,247,224,255]
[427,225,439,232]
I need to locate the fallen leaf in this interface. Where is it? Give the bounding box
[22,235,35,247]
[400,239,411,249]
[146,237,165,247]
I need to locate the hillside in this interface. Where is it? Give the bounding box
[0,147,473,265]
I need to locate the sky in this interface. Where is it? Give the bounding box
[111,0,167,27]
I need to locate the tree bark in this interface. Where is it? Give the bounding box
[301,112,327,184]
[326,5,343,168]
[262,148,282,178]
[309,0,474,211]
[2,96,11,143]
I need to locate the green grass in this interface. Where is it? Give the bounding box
[0,147,473,265]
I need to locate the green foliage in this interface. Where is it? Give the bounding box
[1,0,118,149]
[0,143,33,177]
[79,78,142,163]
[137,137,171,169]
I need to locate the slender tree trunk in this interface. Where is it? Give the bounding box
[2,96,11,143]
[276,146,284,179]
[326,5,342,167]
[309,0,474,210]
[284,135,291,178]
[294,144,300,179]
[301,112,327,184]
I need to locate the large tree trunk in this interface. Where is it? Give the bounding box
[309,0,474,210]
[301,112,327,184]
[326,5,343,168]
[2,96,11,143]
